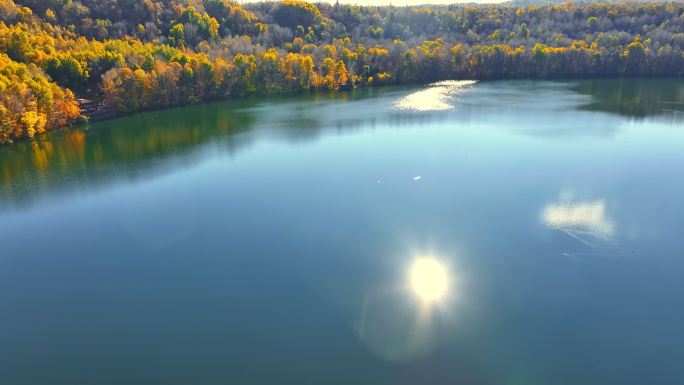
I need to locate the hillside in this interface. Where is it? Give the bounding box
[1,0,683,143]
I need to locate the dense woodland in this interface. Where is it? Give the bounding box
[1,0,683,144]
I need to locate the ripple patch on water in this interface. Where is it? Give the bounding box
[543,200,615,244]
[393,80,477,111]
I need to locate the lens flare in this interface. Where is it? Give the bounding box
[408,258,449,304]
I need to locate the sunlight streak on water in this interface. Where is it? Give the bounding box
[393,80,477,111]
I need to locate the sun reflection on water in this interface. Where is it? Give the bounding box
[409,257,450,305]
[357,252,460,363]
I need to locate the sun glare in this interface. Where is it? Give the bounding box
[409,258,449,304]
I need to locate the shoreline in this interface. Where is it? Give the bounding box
[3,74,682,147]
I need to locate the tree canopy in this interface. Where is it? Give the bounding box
[1,0,683,144]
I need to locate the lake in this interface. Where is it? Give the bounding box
[1,78,683,385]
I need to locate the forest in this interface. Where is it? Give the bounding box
[1,0,683,144]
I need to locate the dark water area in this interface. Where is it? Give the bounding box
[1,78,683,385]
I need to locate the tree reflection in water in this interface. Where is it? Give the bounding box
[574,77,684,119]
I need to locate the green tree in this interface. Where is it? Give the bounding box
[273,0,322,30]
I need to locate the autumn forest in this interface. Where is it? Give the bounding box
[1,0,683,144]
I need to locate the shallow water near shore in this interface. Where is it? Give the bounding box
[1,78,684,385]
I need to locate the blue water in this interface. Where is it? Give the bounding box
[1,78,683,385]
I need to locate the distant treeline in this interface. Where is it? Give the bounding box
[1,0,683,143]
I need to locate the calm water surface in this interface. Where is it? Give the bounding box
[1,79,683,385]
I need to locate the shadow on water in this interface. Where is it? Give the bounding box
[0,99,258,210]
[0,87,422,210]
[1,79,683,210]
[573,77,684,119]
[463,78,684,139]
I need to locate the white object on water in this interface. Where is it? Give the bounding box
[413,176,422,181]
